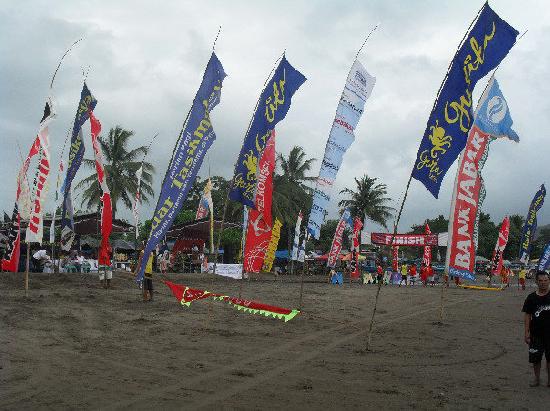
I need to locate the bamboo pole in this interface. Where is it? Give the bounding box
[25,244,30,297]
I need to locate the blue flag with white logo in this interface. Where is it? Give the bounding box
[411,3,518,198]
[538,243,550,271]
[136,53,226,281]
[474,77,519,141]
[520,185,546,263]
[229,56,306,207]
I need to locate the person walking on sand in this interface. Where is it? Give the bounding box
[376,261,383,285]
[519,267,528,291]
[409,263,417,286]
[426,263,435,287]
[522,270,550,387]
[399,263,408,287]
[136,247,155,302]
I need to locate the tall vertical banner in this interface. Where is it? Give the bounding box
[327,209,352,268]
[195,178,213,220]
[538,243,550,271]
[446,77,520,280]
[133,165,143,239]
[490,216,510,275]
[2,101,53,271]
[422,223,432,267]
[60,84,98,250]
[392,246,399,272]
[411,3,518,198]
[137,53,226,281]
[229,56,306,207]
[351,217,363,278]
[89,111,112,265]
[262,218,282,272]
[243,132,276,273]
[26,100,56,244]
[519,185,546,263]
[50,159,64,244]
[291,210,303,261]
[307,60,376,239]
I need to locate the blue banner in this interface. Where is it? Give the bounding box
[474,77,519,141]
[538,243,550,271]
[137,52,226,281]
[411,3,518,198]
[229,56,306,207]
[520,184,546,263]
[60,83,97,249]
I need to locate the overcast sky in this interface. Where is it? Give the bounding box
[1,0,549,233]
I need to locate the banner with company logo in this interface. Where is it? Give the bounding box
[26,100,56,244]
[490,216,510,275]
[411,4,518,198]
[350,217,363,278]
[371,233,439,246]
[327,209,352,268]
[422,223,432,267]
[230,56,306,208]
[137,53,226,281]
[244,132,275,273]
[60,83,97,250]
[445,126,490,280]
[519,185,546,264]
[538,243,550,272]
[291,210,303,261]
[307,60,375,239]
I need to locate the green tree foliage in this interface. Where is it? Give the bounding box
[502,214,524,260]
[410,215,449,234]
[76,126,154,218]
[476,212,498,258]
[338,174,394,229]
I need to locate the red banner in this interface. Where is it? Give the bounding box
[446,126,490,280]
[164,281,299,322]
[89,111,112,266]
[351,217,363,278]
[328,211,350,268]
[422,223,432,267]
[491,216,510,276]
[371,233,438,246]
[244,132,275,273]
[392,246,399,271]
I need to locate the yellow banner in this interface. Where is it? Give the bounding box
[262,218,282,272]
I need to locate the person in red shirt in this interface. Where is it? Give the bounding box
[376,262,383,285]
[420,264,428,286]
[409,263,418,286]
[426,263,435,287]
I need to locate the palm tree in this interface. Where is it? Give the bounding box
[75,126,155,218]
[277,146,316,191]
[338,174,394,229]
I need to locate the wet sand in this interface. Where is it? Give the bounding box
[1,271,549,410]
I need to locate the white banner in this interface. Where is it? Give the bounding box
[307,60,375,239]
[208,263,244,279]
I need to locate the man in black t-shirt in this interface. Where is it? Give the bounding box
[522,270,550,387]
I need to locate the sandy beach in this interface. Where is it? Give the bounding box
[2,271,549,410]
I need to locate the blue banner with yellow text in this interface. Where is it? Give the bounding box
[519,184,546,264]
[136,53,226,281]
[411,3,518,198]
[60,83,97,249]
[229,56,306,207]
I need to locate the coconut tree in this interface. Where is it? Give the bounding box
[338,174,394,229]
[75,126,155,218]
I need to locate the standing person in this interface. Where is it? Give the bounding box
[501,265,510,288]
[136,246,155,302]
[383,265,392,285]
[426,263,435,287]
[160,249,170,274]
[409,263,417,286]
[376,261,383,285]
[399,263,408,287]
[519,267,527,291]
[522,270,550,387]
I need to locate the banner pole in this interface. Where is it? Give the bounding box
[25,243,30,297]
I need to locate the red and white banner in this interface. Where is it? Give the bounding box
[244,132,275,273]
[445,125,490,280]
[422,223,432,267]
[491,216,510,276]
[327,210,350,268]
[371,233,438,246]
[392,246,399,271]
[89,111,112,266]
[26,102,55,243]
[351,217,363,278]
